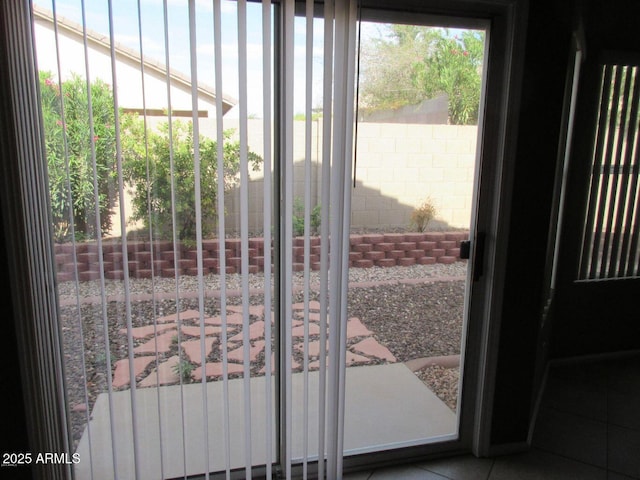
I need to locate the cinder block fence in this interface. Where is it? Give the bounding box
[54,231,469,282]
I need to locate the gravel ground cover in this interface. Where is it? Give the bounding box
[60,262,467,448]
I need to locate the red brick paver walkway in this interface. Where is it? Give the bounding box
[112,302,394,389]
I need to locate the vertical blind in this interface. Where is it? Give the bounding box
[37,0,359,479]
[579,62,640,280]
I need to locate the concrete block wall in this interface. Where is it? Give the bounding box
[110,120,477,237]
[54,231,469,282]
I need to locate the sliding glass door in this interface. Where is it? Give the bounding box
[29,0,518,477]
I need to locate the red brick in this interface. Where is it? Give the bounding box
[418,241,437,251]
[150,240,174,253]
[364,251,386,261]
[431,248,446,258]
[408,249,426,259]
[387,250,405,260]
[398,242,417,251]
[61,262,80,273]
[104,270,124,280]
[383,233,405,243]
[349,252,363,261]
[79,270,101,281]
[126,241,147,254]
[418,257,436,265]
[225,239,242,253]
[292,246,304,258]
[132,251,153,263]
[249,238,265,253]
[352,243,373,253]
[217,266,237,274]
[202,257,218,269]
[104,251,124,263]
[178,258,197,269]
[445,232,469,242]
[404,233,425,243]
[292,263,305,272]
[55,244,75,254]
[227,257,242,269]
[424,232,445,242]
[312,262,322,271]
[438,240,457,250]
[245,265,259,274]
[186,267,201,276]
[375,258,397,268]
[128,260,142,272]
[438,256,457,264]
[152,260,171,271]
[446,248,461,258]
[55,253,73,266]
[101,261,114,273]
[309,236,321,246]
[374,242,395,252]
[353,259,374,268]
[161,268,177,278]
[349,235,363,245]
[160,250,179,262]
[101,242,122,254]
[397,257,416,266]
[76,243,100,254]
[56,271,75,282]
[136,269,153,279]
[201,239,220,251]
[362,234,385,244]
[77,252,99,264]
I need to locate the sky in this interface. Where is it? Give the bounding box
[33,0,328,118]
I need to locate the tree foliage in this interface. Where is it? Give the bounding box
[40,72,119,241]
[121,118,262,242]
[359,25,484,125]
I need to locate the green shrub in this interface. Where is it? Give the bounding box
[293,197,321,236]
[410,197,437,232]
[40,72,120,241]
[121,118,261,243]
[172,358,194,382]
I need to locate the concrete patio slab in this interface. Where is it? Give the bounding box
[74,363,456,479]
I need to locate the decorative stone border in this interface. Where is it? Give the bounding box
[54,231,469,282]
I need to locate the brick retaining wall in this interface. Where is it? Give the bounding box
[54,231,469,282]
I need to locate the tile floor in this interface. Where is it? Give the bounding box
[345,354,640,480]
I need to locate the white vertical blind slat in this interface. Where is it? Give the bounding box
[336,2,358,475]
[212,1,233,477]
[302,0,314,476]
[50,1,95,476]
[237,0,254,477]
[283,0,296,477]
[161,0,190,475]
[106,0,143,476]
[262,0,274,477]
[318,1,335,476]
[78,1,120,475]
[187,1,212,477]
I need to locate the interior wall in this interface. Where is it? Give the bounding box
[488,0,574,446]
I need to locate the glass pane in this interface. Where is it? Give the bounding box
[344,20,486,453]
[35,0,276,477]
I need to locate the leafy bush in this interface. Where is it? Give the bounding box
[293,197,321,236]
[410,197,437,232]
[121,118,261,243]
[40,72,119,241]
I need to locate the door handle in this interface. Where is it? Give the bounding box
[459,233,486,281]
